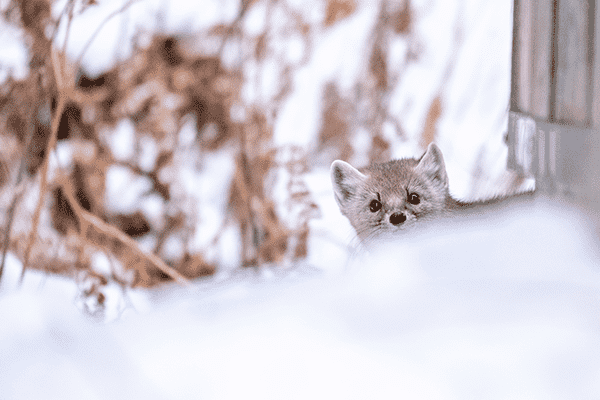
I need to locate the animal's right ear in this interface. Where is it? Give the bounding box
[330,160,366,209]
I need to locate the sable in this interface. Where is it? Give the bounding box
[331,143,532,242]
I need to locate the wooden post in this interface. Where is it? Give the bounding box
[508,0,600,211]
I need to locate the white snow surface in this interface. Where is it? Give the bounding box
[1,198,600,399]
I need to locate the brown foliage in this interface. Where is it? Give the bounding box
[370,45,388,90]
[0,0,319,306]
[391,0,412,35]
[0,0,431,313]
[421,95,442,149]
[324,0,356,27]
[318,83,354,161]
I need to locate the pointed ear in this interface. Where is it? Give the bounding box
[415,143,449,189]
[330,160,366,209]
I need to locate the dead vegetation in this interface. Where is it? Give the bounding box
[0,0,440,312]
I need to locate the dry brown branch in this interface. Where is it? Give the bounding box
[420,95,442,148]
[59,175,190,286]
[21,57,67,279]
[325,0,357,26]
[21,101,66,277]
[0,105,35,280]
[2,0,322,289]
[0,178,29,280]
[20,0,77,280]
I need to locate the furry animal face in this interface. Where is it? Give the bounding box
[331,143,451,242]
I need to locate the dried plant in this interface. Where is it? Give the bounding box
[0,0,329,303]
[4,0,514,314]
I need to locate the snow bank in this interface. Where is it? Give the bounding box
[1,198,599,399]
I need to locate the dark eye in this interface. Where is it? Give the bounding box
[408,193,420,205]
[369,199,382,212]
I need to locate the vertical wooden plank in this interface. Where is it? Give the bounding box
[592,0,600,127]
[555,0,590,126]
[530,0,553,119]
[511,0,533,114]
[510,0,521,112]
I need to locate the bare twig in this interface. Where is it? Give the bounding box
[21,93,66,281]
[0,0,78,283]
[49,0,75,43]
[20,0,137,281]
[0,185,26,280]
[0,100,37,281]
[21,7,74,281]
[59,175,190,286]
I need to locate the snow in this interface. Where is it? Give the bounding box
[0,18,28,83]
[273,2,379,148]
[1,197,600,399]
[104,164,153,214]
[51,0,240,76]
[105,119,136,162]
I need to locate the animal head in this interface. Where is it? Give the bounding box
[330,143,450,241]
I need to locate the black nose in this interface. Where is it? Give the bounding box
[389,212,406,225]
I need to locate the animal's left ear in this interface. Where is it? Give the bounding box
[415,143,449,190]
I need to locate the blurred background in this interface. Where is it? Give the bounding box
[1,0,598,399]
[0,0,525,296]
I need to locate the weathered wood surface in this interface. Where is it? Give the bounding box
[511,0,554,120]
[531,0,553,120]
[512,0,595,127]
[554,0,591,126]
[510,0,600,210]
[592,0,600,127]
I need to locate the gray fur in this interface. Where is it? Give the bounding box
[330,143,532,243]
